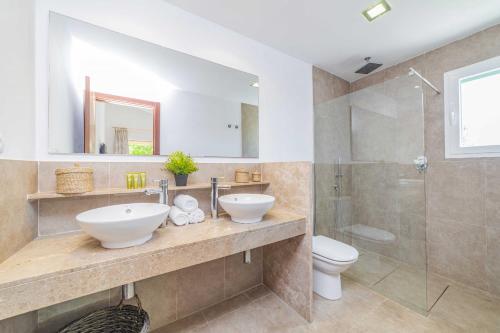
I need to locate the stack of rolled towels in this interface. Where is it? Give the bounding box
[169,194,205,226]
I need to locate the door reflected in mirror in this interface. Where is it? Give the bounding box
[84,82,160,156]
[48,12,259,158]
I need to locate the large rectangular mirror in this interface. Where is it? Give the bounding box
[48,12,259,157]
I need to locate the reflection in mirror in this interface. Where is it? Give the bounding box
[85,87,160,156]
[48,12,259,157]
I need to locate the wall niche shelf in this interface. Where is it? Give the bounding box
[27,181,270,201]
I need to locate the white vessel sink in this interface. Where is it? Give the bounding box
[218,193,275,224]
[76,203,170,249]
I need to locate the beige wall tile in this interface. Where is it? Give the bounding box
[312,66,350,105]
[177,258,225,318]
[38,196,110,235]
[109,162,170,188]
[187,163,224,185]
[225,184,262,196]
[37,290,112,333]
[426,161,485,227]
[109,192,172,206]
[132,272,178,330]
[263,162,313,217]
[0,312,36,333]
[0,160,37,262]
[223,163,261,182]
[424,93,445,162]
[385,57,426,82]
[424,30,486,84]
[262,162,313,321]
[428,219,487,291]
[350,69,386,92]
[486,226,500,297]
[38,161,109,192]
[350,163,401,260]
[485,160,500,228]
[314,95,352,164]
[224,248,262,298]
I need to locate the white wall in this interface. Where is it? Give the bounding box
[35,0,313,162]
[161,90,242,157]
[48,14,83,154]
[0,0,36,160]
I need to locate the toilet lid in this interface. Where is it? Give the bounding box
[312,235,359,262]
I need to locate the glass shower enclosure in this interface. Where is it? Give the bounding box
[314,73,447,314]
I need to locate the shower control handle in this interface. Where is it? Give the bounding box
[414,156,428,173]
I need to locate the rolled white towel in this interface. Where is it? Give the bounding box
[188,208,205,224]
[174,194,198,213]
[169,206,189,226]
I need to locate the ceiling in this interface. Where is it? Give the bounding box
[165,0,500,82]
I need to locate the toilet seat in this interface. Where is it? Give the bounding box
[312,235,358,262]
[313,252,357,265]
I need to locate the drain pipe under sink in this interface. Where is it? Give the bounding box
[122,283,135,300]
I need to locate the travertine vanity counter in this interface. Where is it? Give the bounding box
[0,210,306,321]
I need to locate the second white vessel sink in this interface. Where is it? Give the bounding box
[76,203,170,249]
[218,193,275,223]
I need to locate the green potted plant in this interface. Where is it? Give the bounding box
[164,151,199,186]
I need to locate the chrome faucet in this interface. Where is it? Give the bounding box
[210,177,231,219]
[145,179,169,227]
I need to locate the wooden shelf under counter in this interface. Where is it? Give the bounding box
[27,181,270,201]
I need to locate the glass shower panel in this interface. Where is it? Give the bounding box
[314,74,446,314]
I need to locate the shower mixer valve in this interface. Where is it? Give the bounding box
[414,156,428,173]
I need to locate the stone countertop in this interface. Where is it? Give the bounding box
[0,210,306,321]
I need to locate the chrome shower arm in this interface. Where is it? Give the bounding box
[409,67,441,95]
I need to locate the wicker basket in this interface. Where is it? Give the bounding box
[55,164,94,194]
[58,297,150,333]
[235,169,250,183]
[251,171,262,182]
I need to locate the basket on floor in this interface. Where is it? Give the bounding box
[58,296,150,333]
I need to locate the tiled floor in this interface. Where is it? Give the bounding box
[344,249,449,314]
[155,278,500,333]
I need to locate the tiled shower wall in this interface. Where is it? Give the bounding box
[313,67,350,240]
[314,23,500,297]
[352,24,500,297]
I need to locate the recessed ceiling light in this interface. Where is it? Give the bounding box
[251,82,259,88]
[362,0,391,22]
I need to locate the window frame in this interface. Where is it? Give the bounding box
[444,56,500,158]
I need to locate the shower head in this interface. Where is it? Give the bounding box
[355,57,382,74]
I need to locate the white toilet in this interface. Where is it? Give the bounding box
[312,235,359,300]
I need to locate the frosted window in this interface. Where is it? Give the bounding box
[459,69,500,148]
[445,56,500,158]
